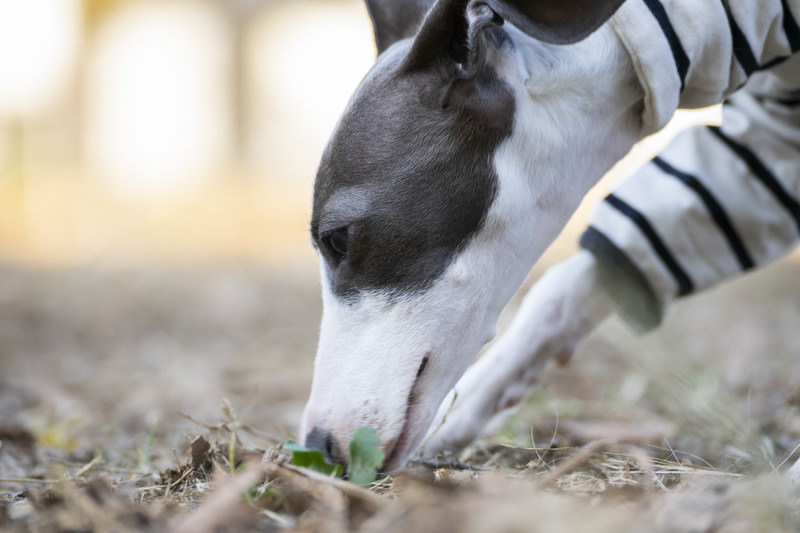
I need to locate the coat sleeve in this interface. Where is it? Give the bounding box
[580,57,800,330]
[610,0,800,134]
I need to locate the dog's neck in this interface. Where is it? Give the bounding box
[431,22,646,345]
[480,22,644,297]
[505,21,645,204]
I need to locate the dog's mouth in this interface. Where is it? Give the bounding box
[382,355,430,471]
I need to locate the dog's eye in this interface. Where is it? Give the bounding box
[321,227,349,263]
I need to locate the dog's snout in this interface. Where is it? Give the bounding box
[304,426,347,468]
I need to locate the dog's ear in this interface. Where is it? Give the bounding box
[400,0,625,72]
[364,0,436,54]
[400,0,486,73]
[483,0,626,44]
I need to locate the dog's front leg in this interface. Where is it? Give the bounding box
[418,250,617,458]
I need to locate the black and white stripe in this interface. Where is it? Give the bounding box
[643,0,690,91]
[603,193,695,296]
[651,156,755,271]
[708,126,800,234]
[782,0,800,52]
[721,0,800,72]
[721,0,759,75]
[758,55,791,71]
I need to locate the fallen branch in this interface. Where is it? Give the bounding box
[172,463,268,533]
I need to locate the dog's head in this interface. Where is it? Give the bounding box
[301,0,629,471]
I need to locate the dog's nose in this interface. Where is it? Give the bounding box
[304,426,347,468]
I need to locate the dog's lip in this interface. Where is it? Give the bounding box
[382,356,429,471]
[382,410,414,471]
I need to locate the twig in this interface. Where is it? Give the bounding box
[546,407,560,450]
[60,480,127,533]
[534,439,613,488]
[167,467,195,495]
[625,445,660,490]
[530,426,545,464]
[261,509,295,528]
[663,438,681,465]
[182,407,282,444]
[49,459,146,475]
[0,477,62,485]
[647,443,715,469]
[179,412,221,431]
[132,484,169,492]
[235,423,283,444]
[173,464,268,533]
[772,440,800,474]
[76,453,103,478]
[264,462,386,511]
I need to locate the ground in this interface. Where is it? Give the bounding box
[1,252,799,532]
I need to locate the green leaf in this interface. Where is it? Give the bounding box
[347,427,385,486]
[284,440,344,478]
[283,428,384,486]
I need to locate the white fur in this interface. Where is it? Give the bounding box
[302,20,644,470]
[419,251,614,456]
[415,23,643,457]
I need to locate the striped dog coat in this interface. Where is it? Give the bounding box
[581,0,800,329]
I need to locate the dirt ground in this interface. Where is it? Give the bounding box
[1,252,799,532]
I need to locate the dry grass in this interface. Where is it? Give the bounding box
[0,242,799,531]
[4,423,799,532]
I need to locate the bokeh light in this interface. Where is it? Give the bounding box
[247,0,374,180]
[85,0,232,194]
[0,0,81,117]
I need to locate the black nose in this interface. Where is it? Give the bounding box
[304,427,347,468]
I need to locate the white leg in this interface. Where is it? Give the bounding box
[417,250,617,458]
[786,456,800,485]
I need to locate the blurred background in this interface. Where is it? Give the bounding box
[0,0,798,481]
[0,0,378,268]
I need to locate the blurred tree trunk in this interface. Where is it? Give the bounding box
[225,0,269,169]
[231,15,249,167]
[5,121,24,185]
[84,0,123,31]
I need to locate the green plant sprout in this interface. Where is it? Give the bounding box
[284,427,385,486]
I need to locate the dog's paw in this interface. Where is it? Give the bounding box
[416,386,494,459]
[417,339,550,458]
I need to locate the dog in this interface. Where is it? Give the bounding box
[299,0,800,472]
